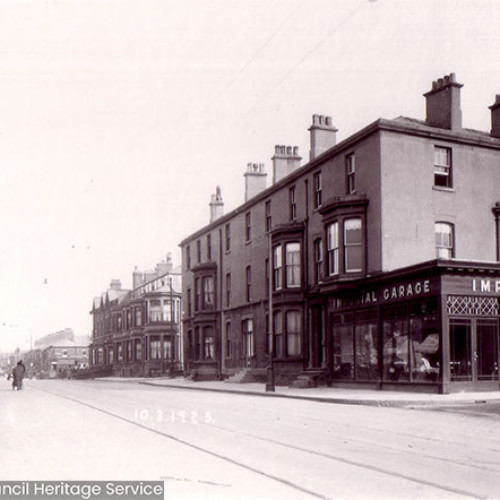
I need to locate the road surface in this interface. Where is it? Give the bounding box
[1,379,499,500]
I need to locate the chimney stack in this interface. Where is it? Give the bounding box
[424,73,463,130]
[209,186,224,223]
[272,145,302,184]
[244,163,267,201]
[489,95,500,138]
[309,114,338,160]
[132,267,143,288]
[110,279,122,291]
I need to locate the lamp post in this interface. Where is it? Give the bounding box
[169,276,174,378]
[266,232,275,392]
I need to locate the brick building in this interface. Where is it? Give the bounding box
[180,74,500,393]
[90,254,182,377]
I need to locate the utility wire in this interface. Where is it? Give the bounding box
[202,0,306,114]
[243,0,367,117]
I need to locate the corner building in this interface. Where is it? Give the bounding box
[180,74,500,393]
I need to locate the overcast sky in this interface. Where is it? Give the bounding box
[1,0,499,351]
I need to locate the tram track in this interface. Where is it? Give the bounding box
[31,382,493,500]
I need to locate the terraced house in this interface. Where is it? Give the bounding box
[180,74,500,393]
[90,254,182,377]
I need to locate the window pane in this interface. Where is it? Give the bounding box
[285,242,301,287]
[344,218,362,272]
[435,222,454,259]
[344,218,362,244]
[327,222,339,275]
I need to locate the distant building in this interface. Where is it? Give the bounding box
[29,328,90,378]
[180,74,500,393]
[89,253,182,377]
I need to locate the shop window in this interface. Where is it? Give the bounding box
[314,172,322,208]
[289,186,297,221]
[346,153,355,194]
[449,319,471,381]
[354,311,378,381]
[286,310,302,356]
[327,222,339,276]
[382,306,409,382]
[435,222,454,258]
[344,218,362,272]
[434,146,452,188]
[285,243,301,287]
[409,301,440,381]
[331,313,354,380]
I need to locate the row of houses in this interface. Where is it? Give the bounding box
[91,74,500,393]
[89,254,182,377]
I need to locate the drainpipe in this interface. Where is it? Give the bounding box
[493,203,500,262]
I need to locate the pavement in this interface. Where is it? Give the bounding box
[93,376,500,407]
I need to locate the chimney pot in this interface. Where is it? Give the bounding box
[209,186,224,222]
[489,94,500,138]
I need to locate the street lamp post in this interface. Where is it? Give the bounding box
[266,232,275,392]
[169,276,174,378]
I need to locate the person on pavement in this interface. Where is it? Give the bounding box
[12,360,26,391]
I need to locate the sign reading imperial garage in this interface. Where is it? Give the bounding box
[330,277,436,310]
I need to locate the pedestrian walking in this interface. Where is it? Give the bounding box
[12,360,26,391]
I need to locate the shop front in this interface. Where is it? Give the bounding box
[319,261,500,393]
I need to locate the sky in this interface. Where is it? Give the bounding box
[0,0,499,351]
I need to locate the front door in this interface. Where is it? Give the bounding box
[449,318,499,389]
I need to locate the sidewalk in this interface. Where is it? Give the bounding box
[98,376,500,407]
